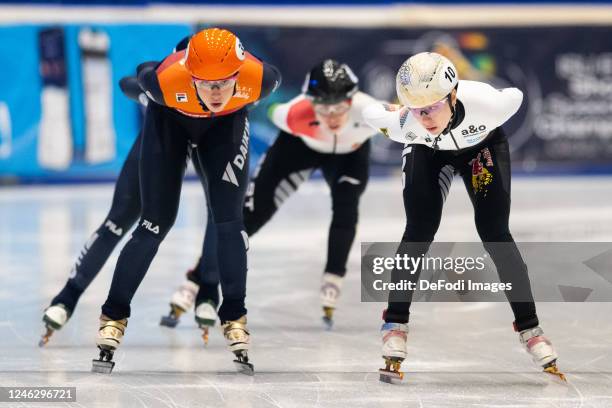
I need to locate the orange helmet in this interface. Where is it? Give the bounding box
[184,28,246,80]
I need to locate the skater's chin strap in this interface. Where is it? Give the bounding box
[440,85,464,137]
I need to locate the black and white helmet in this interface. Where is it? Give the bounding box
[302,59,359,104]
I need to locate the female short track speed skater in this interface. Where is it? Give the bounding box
[90,28,280,375]
[165,59,381,333]
[363,52,564,383]
[38,37,212,347]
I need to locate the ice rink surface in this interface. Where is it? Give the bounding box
[1,176,612,408]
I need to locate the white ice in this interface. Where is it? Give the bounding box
[1,176,612,408]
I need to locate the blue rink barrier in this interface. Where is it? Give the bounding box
[1,23,611,183]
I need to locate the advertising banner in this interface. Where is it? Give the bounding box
[1,24,610,182]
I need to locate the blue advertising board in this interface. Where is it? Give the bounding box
[1,23,611,183]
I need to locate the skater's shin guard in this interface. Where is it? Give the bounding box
[102,225,164,320]
[215,219,248,322]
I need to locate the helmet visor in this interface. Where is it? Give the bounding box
[407,97,448,116]
[193,72,239,91]
[313,100,351,116]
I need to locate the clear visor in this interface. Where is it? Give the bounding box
[313,100,351,116]
[193,73,239,91]
[407,97,448,116]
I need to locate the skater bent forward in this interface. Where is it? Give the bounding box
[363,52,564,383]
[91,28,280,375]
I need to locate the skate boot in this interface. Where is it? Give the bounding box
[222,315,253,375]
[320,272,343,330]
[194,300,218,346]
[518,325,565,381]
[160,273,199,328]
[39,304,71,347]
[379,322,408,384]
[92,315,127,374]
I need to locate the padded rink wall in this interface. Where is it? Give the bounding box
[0,3,612,183]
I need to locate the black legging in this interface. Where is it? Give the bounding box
[385,127,539,332]
[101,102,250,323]
[50,131,208,313]
[192,131,370,299]
[51,134,142,312]
[246,132,370,275]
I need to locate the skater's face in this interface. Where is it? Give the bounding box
[410,89,457,135]
[314,99,352,132]
[193,73,238,112]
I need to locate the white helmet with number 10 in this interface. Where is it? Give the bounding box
[396,52,458,108]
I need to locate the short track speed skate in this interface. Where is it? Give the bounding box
[232,350,253,376]
[195,300,218,346]
[320,273,343,330]
[379,322,408,384]
[39,304,70,347]
[91,315,127,374]
[160,277,199,328]
[518,325,566,381]
[322,306,335,330]
[222,315,254,375]
[379,357,404,384]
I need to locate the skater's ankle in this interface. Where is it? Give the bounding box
[382,308,409,324]
[513,316,539,332]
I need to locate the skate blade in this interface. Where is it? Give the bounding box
[379,368,404,384]
[38,327,55,347]
[159,315,179,328]
[91,359,114,374]
[38,336,49,347]
[233,359,254,376]
[201,328,210,346]
[322,316,333,330]
[544,365,567,382]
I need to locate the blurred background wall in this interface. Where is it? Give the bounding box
[0,1,611,183]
